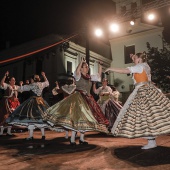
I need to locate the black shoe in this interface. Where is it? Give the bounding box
[108,128,111,133]
[25,137,34,140]
[41,136,45,140]
[6,133,14,136]
[79,140,88,145]
[70,140,76,146]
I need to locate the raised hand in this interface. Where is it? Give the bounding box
[5,71,9,76]
[81,57,86,63]
[19,81,23,86]
[41,72,45,76]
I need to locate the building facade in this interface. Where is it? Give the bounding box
[109,0,163,94]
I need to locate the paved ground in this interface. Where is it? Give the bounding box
[0,129,170,170]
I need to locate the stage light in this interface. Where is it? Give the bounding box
[147,13,155,21]
[110,23,119,32]
[94,28,103,37]
[130,20,135,26]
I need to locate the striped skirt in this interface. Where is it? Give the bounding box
[111,83,170,138]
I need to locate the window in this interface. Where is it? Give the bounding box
[124,45,135,64]
[131,2,137,13]
[121,6,126,15]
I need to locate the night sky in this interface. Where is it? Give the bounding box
[0,0,116,50]
[0,0,170,51]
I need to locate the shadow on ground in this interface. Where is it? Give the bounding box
[112,146,170,167]
[0,135,97,156]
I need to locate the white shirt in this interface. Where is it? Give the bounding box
[20,80,49,96]
[94,85,112,95]
[0,83,21,98]
[127,63,151,84]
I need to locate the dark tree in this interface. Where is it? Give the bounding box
[146,40,170,92]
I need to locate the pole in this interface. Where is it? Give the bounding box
[86,35,90,66]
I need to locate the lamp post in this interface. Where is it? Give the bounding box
[82,24,90,66]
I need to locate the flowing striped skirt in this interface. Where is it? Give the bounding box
[111,84,170,138]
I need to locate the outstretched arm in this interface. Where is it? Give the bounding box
[105,67,130,74]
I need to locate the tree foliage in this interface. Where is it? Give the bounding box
[146,40,170,92]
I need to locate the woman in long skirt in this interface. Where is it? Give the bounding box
[105,52,170,149]
[43,58,109,145]
[6,72,50,140]
[93,78,122,131]
[0,71,21,136]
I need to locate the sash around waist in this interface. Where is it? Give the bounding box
[135,81,151,87]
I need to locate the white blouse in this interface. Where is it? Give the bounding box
[20,80,49,96]
[0,83,21,98]
[94,85,112,95]
[127,63,151,84]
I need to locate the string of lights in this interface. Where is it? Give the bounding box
[0,34,78,65]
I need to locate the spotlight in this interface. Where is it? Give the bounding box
[94,28,103,37]
[110,23,119,32]
[130,20,135,26]
[147,13,155,21]
[130,16,135,26]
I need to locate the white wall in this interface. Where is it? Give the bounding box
[109,28,163,92]
[65,41,112,77]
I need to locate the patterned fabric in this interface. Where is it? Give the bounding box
[81,92,109,125]
[0,83,21,98]
[43,91,108,133]
[20,80,49,96]
[96,86,113,113]
[7,97,20,112]
[105,100,122,129]
[0,85,20,126]
[95,86,112,96]
[61,84,76,95]
[6,96,49,128]
[5,79,50,128]
[94,85,121,130]
[111,83,170,138]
